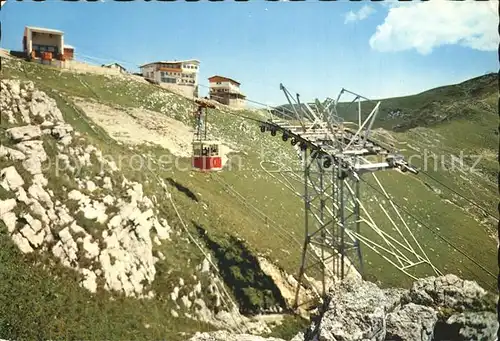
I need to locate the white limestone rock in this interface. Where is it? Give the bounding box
[60,135,73,146]
[2,212,17,233]
[7,125,42,142]
[12,232,34,253]
[171,287,180,301]
[16,187,31,205]
[52,241,68,266]
[142,196,154,209]
[22,157,42,175]
[32,174,48,187]
[28,184,53,209]
[157,251,166,261]
[80,269,98,293]
[201,258,210,273]
[29,89,64,123]
[193,282,202,295]
[0,145,26,161]
[86,180,97,193]
[68,189,85,201]
[56,206,74,226]
[70,221,86,235]
[41,120,54,128]
[20,224,45,248]
[0,199,16,217]
[99,214,157,297]
[83,235,100,259]
[154,218,171,240]
[103,177,113,190]
[0,166,25,191]
[16,140,47,176]
[102,195,115,205]
[82,201,108,224]
[127,183,144,204]
[153,236,161,246]
[54,227,79,267]
[15,140,47,162]
[77,152,91,167]
[181,295,192,309]
[23,213,43,233]
[107,215,122,229]
[51,123,74,139]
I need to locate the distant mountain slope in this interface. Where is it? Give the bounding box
[275,73,497,131]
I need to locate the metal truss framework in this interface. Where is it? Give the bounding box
[259,85,441,309]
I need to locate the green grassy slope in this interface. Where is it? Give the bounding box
[277,73,497,131]
[0,57,497,339]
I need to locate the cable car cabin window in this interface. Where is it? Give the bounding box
[193,146,201,157]
[210,145,219,156]
[202,147,209,156]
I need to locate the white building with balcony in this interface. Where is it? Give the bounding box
[139,59,200,97]
[208,75,246,108]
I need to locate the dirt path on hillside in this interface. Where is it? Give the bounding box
[73,98,233,165]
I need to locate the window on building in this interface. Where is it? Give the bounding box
[161,77,176,84]
[32,44,59,56]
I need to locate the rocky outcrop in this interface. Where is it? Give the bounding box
[402,274,491,311]
[441,311,498,341]
[385,303,437,341]
[305,279,389,341]
[0,79,171,298]
[301,274,497,341]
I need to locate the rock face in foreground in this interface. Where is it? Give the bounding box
[187,274,497,341]
[304,274,497,341]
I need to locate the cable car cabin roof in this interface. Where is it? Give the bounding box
[192,140,221,145]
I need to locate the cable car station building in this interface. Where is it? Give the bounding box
[22,26,74,66]
[208,75,246,109]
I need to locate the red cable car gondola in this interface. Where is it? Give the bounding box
[192,98,223,172]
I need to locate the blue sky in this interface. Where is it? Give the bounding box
[1,0,497,106]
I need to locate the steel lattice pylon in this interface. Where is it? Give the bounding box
[259,85,441,309]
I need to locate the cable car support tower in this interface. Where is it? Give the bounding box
[259,85,440,310]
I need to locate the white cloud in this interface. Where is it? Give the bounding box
[369,0,498,55]
[344,5,376,24]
